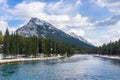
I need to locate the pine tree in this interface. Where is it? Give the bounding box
[38,38,42,54]
[3,28,10,56]
[0,31,3,44]
[14,33,19,55]
[42,39,47,55]
[31,36,39,57]
[18,36,25,55]
[9,33,16,55]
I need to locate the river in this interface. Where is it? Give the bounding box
[0,54,120,80]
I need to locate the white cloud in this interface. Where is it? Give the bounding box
[46,0,82,15]
[70,14,91,27]
[105,21,120,42]
[47,0,65,13]
[12,2,46,20]
[91,0,120,14]
[76,0,82,5]
[0,20,17,34]
[0,20,8,34]
[0,0,90,32]
[0,0,4,4]
[11,1,91,29]
[0,0,12,21]
[94,15,120,26]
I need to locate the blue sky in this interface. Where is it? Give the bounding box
[0,0,120,46]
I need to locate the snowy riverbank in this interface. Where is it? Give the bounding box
[0,56,65,64]
[94,54,120,60]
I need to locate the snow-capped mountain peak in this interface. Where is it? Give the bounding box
[30,17,45,25]
[69,32,91,45]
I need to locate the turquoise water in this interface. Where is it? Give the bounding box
[0,54,120,80]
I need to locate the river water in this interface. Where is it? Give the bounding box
[0,54,120,80]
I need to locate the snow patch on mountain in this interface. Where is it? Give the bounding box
[30,17,45,25]
[68,32,92,45]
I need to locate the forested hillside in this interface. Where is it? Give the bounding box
[1,29,83,57]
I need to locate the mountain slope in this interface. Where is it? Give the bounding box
[69,32,93,46]
[16,18,95,51]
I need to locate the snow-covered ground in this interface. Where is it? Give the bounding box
[0,56,64,64]
[0,54,3,60]
[94,54,120,60]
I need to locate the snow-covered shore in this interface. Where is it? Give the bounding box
[0,56,65,64]
[94,54,120,60]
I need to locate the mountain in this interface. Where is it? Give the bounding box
[68,32,93,46]
[16,18,95,51]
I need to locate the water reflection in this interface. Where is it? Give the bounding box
[105,58,120,66]
[96,56,120,66]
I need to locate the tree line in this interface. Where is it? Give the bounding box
[90,39,120,55]
[1,29,77,57]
